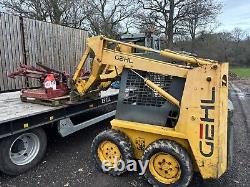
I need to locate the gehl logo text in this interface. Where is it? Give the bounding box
[199,87,215,157]
[115,55,133,64]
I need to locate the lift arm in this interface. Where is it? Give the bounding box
[72,35,218,105]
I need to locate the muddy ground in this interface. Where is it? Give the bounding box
[0,79,250,187]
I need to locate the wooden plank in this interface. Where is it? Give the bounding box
[9,14,20,89]
[14,15,23,89]
[16,16,26,88]
[54,25,60,72]
[60,27,65,72]
[68,28,73,74]
[12,15,22,89]
[78,30,82,70]
[8,14,16,89]
[43,21,49,67]
[74,29,78,72]
[47,22,51,67]
[69,28,74,74]
[60,26,66,73]
[57,25,60,71]
[75,29,79,71]
[23,18,29,87]
[24,18,33,87]
[43,22,49,68]
[26,18,32,66]
[50,23,56,71]
[31,19,39,87]
[32,19,37,65]
[73,29,77,73]
[32,19,37,66]
[6,14,14,89]
[29,19,37,87]
[2,14,12,90]
[2,14,10,90]
[35,20,42,65]
[38,21,44,67]
[55,25,60,71]
[61,27,67,73]
[49,24,54,70]
[34,20,40,88]
[66,27,71,74]
[0,14,6,91]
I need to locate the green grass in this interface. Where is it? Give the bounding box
[231,68,250,78]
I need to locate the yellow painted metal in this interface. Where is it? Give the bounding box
[111,119,190,160]
[102,49,189,78]
[73,47,90,81]
[97,140,122,168]
[175,63,229,178]
[73,36,222,95]
[112,119,186,139]
[111,63,229,179]
[103,36,217,65]
[160,50,216,65]
[144,79,180,107]
[217,63,229,177]
[73,35,229,180]
[73,35,195,95]
[149,153,181,184]
[99,66,123,80]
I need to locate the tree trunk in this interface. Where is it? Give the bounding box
[166,0,175,49]
[191,32,196,52]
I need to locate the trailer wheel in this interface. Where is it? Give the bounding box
[0,128,47,175]
[91,129,134,176]
[142,140,193,187]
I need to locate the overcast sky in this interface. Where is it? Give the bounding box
[217,0,250,32]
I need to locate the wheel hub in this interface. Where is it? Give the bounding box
[149,153,181,184]
[97,141,121,168]
[9,133,40,166]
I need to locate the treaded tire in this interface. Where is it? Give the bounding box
[91,129,134,176]
[142,139,193,187]
[0,128,47,176]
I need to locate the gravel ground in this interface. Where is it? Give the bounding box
[0,80,250,187]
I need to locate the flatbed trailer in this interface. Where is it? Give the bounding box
[0,90,118,175]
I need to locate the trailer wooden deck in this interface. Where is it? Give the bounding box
[0,91,58,123]
[0,89,119,123]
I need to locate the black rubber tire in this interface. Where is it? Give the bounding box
[91,129,134,176]
[142,139,193,187]
[0,128,47,176]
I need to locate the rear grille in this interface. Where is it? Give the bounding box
[123,70,172,107]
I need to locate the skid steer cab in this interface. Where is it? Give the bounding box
[72,35,231,187]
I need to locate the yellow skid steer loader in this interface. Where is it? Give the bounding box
[72,35,233,187]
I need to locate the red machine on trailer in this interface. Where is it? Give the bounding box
[8,63,69,100]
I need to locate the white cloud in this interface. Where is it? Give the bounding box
[217,0,250,32]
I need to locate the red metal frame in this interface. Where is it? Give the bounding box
[9,64,70,100]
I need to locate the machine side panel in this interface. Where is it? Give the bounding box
[176,64,229,179]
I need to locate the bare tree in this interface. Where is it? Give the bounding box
[0,0,86,28]
[0,0,138,36]
[0,0,49,21]
[180,0,222,51]
[137,0,194,49]
[232,27,246,43]
[82,0,137,38]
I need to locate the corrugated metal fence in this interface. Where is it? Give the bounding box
[0,13,88,92]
